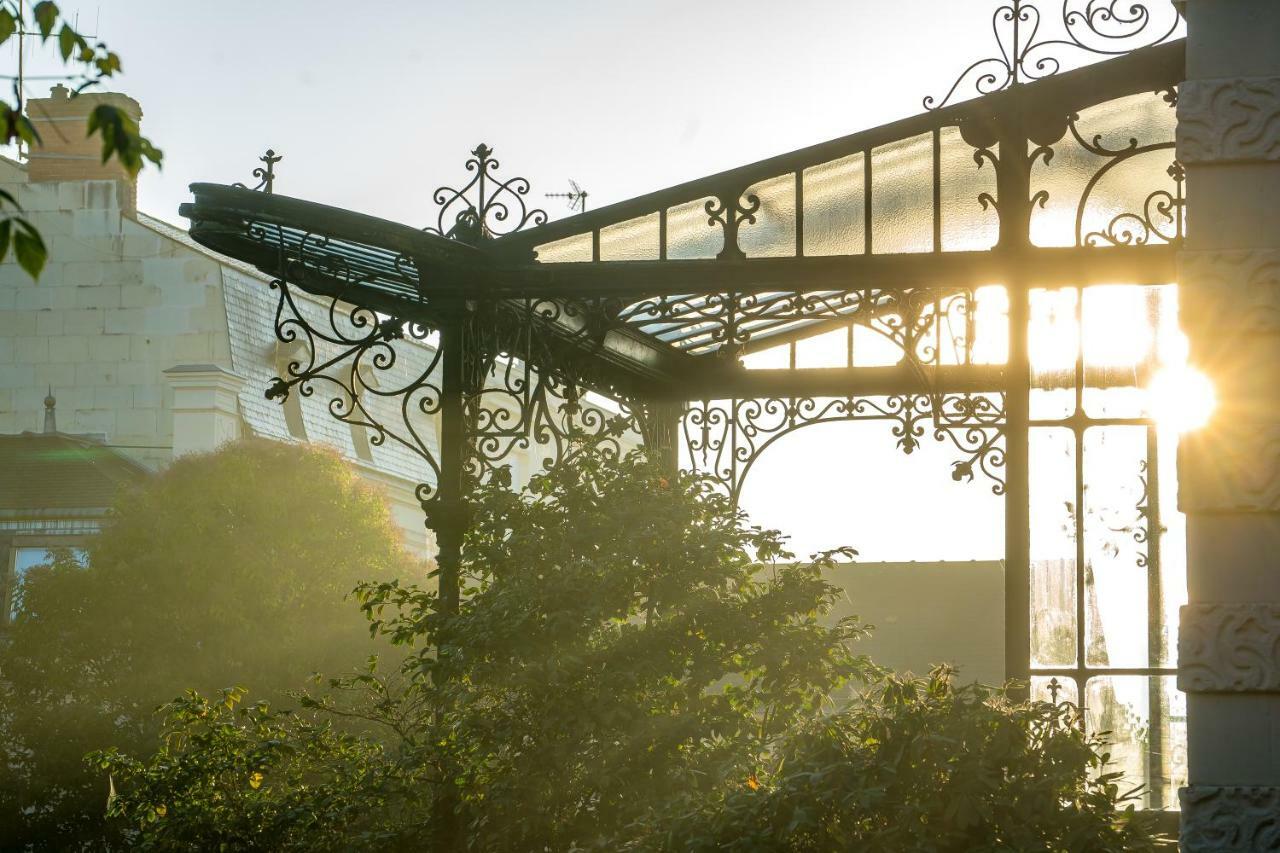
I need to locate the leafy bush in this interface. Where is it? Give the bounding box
[632,666,1160,852]
[0,439,418,850]
[89,450,1162,852]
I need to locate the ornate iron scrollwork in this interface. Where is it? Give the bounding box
[265,276,445,510]
[426,143,548,243]
[232,149,281,194]
[926,0,1181,110]
[683,392,1006,504]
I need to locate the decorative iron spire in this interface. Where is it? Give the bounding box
[924,0,1181,110]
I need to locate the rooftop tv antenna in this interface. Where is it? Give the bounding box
[545,178,588,213]
[12,2,100,159]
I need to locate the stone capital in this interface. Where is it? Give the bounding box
[1177,76,1280,164]
[1180,786,1280,851]
[1179,603,1280,692]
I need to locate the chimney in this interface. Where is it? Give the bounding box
[25,84,142,214]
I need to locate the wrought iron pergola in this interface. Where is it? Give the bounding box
[181,0,1187,806]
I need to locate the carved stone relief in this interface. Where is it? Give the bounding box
[1180,249,1280,334]
[1180,786,1280,852]
[1180,424,1280,512]
[1178,77,1280,163]
[1180,603,1280,692]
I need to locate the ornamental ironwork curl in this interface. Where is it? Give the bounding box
[705,187,761,261]
[925,0,1181,110]
[426,143,548,243]
[622,287,977,368]
[265,276,445,511]
[231,149,281,194]
[462,297,644,482]
[683,392,1005,505]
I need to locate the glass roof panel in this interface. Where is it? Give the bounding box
[871,131,934,254]
[666,196,722,260]
[600,212,661,261]
[738,173,797,259]
[802,152,866,257]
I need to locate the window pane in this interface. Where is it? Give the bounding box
[1083,426,1149,668]
[795,327,850,369]
[1030,288,1079,421]
[1085,675,1186,811]
[1030,428,1078,667]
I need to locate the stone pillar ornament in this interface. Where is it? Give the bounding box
[1177,2,1280,850]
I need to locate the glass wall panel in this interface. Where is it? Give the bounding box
[871,132,933,254]
[940,127,998,251]
[795,327,850,369]
[599,212,660,261]
[1083,425,1149,669]
[802,152,865,256]
[1030,92,1178,248]
[742,342,790,370]
[534,232,593,263]
[1084,675,1186,810]
[851,323,903,367]
[971,285,1008,365]
[1030,427,1077,668]
[1030,288,1078,421]
[739,173,797,258]
[666,196,722,260]
[1031,675,1079,707]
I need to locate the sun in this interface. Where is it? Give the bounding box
[1148,365,1216,433]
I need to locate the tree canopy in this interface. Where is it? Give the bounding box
[0,439,418,849]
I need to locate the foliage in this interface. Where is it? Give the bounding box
[0,439,418,850]
[96,451,871,850]
[90,450,1161,852]
[0,0,162,277]
[90,689,396,852]
[630,666,1163,852]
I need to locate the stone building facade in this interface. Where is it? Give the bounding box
[0,88,449,555]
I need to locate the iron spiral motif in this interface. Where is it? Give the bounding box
[426,143,548,243]
[232,149,281,194]
[463,297,645,481]
[925,0,1181,110]
[683,392,1006,505]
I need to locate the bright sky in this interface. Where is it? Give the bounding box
[7,0,989,227]
[3,1,1193,569]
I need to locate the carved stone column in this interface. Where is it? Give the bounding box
[1177,2,1280,849]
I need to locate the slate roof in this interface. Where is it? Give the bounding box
[0,432,150,513]
[135,213,438,490]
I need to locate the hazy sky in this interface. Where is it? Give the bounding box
[7,1,994,228]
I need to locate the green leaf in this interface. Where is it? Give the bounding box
[13,219,46,279]
[0,218,12,264]
[0,12,17,45]
[32,1,58,39]
[57,24,75,61]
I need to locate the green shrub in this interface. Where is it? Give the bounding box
[90,450,1161,851]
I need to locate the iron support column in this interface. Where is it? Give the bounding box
[1004,282,1031,691]
[435,300,467,617]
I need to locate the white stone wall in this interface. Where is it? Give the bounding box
[0,158,229,471]
[0,158,442,554]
